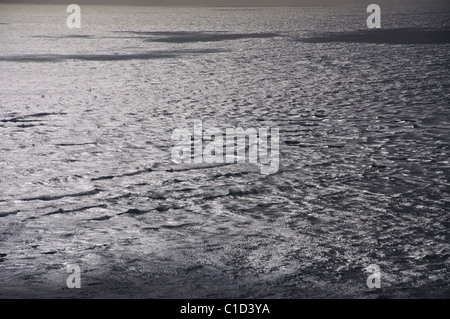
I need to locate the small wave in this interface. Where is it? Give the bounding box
[22,189,102,202]
[299,28,450,44]
[0,112,67,123]
[91,168,153,181]
[0,49,227,63]
[0,210,19,218]
[44,204,107,216]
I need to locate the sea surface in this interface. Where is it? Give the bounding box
[0,3,449,298]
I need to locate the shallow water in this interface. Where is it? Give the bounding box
[0,3,449,298]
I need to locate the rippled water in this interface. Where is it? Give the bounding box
[0,3,449,298]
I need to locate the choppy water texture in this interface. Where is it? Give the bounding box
[0,3,449,298]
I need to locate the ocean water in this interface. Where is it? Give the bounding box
[0,3,449,298]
